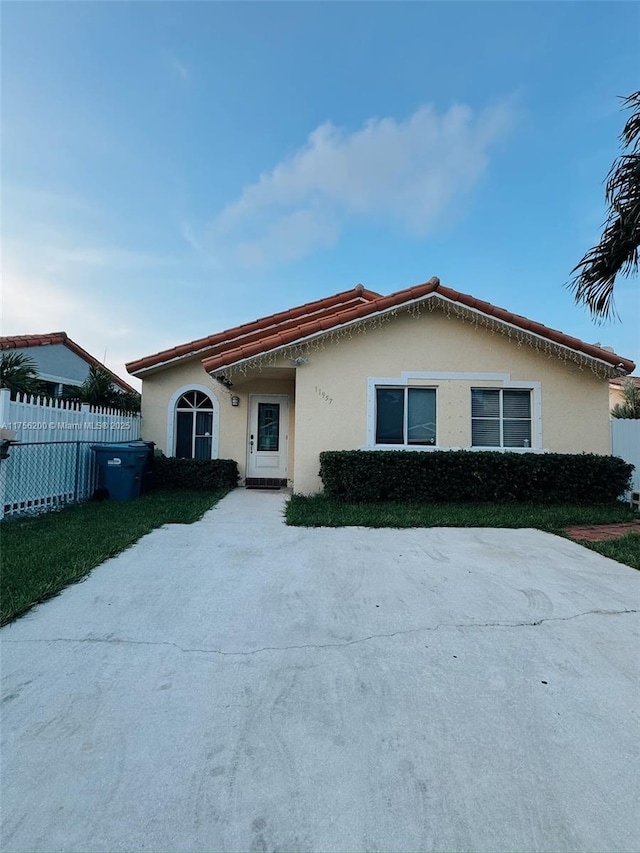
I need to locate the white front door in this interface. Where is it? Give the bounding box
[247,395,289,480]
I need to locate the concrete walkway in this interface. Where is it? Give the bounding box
[2,489,639,852]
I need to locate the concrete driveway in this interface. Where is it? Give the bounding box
[2,490,638,853]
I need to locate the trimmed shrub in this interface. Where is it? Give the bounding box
[154,457,238,492]
[319,450,633,505]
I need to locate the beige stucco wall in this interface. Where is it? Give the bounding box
[137,308,611,495]
[139,358,295,484]
[609,384,623,411]
[291,310,610,493]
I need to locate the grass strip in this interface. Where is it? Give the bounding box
[285,494,637,531]
[1,489,228,626]
[577,533,640,571]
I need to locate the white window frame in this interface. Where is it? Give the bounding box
[166,384,220,459]
[471,387,534,449]
[373,385,437,448]
[365,372,542,452]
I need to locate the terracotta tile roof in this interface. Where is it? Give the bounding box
[198,277,636,375]
[609,375,640,388]
[0,332,137,393]
[126,284,381,374]
[1,332,69,349]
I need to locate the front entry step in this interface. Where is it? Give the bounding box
[245,477,287,490]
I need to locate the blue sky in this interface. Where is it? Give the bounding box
[3,1,639,388]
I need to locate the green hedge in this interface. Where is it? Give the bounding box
[153,457,238,491]
[319,450,633,505]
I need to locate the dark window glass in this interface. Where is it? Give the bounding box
[376,389,404,444]
[175,411,193,458]
[257,403,280,451]
[175,390,214,458]
[195,411,213,436]
[194,436,212,460]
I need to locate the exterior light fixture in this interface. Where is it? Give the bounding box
[231,395,240,407]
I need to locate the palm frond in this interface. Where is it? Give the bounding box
[0,352,43,395]
[620,91,640,152]
[568,90,640,320]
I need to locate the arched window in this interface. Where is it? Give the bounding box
[175,390,215,459]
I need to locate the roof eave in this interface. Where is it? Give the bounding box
[203,291,635,377]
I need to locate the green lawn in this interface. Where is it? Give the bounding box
[286,494,638,531]
[578,533,640,571]
[286,494,640,570]
[1,489,229,626]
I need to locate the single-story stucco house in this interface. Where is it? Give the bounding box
[1,332,136,398]
[126,277,636,494]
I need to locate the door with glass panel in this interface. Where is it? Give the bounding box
[247,395,289,479]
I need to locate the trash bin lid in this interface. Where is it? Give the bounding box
[91,443,147,453]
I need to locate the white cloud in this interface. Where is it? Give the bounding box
[169,56,190,82]
[181,221,202,252]
[209,101,516,267]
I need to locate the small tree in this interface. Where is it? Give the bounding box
[0,352,43,396]
[64,365,141,412]
[611,378,640,419]
[114,390,142,414]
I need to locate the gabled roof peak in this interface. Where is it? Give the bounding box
[126,276,635,379]
[0,332,136,393]
[126,283,381,375]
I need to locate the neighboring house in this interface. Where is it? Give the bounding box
[0,332,136,397]
[609,375,640,412]
[126,277,636,494]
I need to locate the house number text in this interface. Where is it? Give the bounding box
[315,386,333,404]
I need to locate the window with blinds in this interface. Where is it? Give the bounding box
[471,389,532,448]
[375,387,436,445]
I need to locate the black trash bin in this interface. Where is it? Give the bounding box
[91,443,149,501]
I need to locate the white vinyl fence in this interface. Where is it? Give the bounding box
[0,388,140,444]
[0,389,141,519]
[611,418,640,492]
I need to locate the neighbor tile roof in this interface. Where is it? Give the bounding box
[609,375,640,388]
[0,332,137,393]
[126,278,636,378]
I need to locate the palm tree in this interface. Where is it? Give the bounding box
[64,365,141,412]
[0,352,43,396]
[568,91,640,319]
